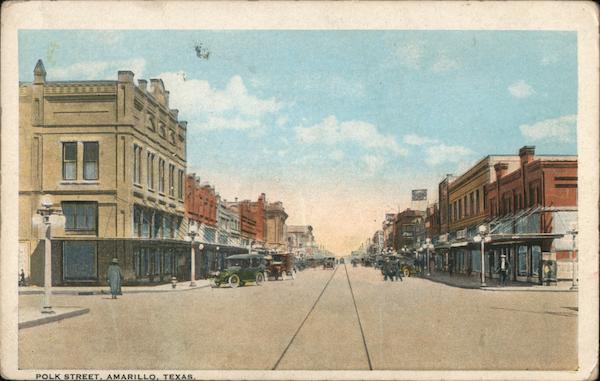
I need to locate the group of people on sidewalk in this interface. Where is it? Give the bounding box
[382,257,404,282]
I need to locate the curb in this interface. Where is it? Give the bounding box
[422,276,576,292]
[19,308,90,329]
[19,284,210,296]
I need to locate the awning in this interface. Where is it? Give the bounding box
[451,241,469,247]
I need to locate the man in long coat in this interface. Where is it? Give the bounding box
[107,258,123,299]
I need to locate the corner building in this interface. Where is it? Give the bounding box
[19,60,189,286]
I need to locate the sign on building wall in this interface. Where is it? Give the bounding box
[412,189,428,201]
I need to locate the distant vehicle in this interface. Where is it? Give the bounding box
[265,252,295,280]
[323,256,336,269]
[209,253,266,288]
[338,257,345,264]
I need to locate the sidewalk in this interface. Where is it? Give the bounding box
[19,306,90,329]
[18,279,210,296]
[421,272,576,292]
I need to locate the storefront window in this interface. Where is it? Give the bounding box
[133,248,141,277]
[63,241,97,281]
[163,215,172,239]
[531,245,541,276]
[518,245,527,275]
[471,250,481,272]
[140,248,149,276]
[155,249,162,275]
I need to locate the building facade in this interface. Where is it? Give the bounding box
[483,147,577,283]
[286,225,315,256]
[265,201,288,250]
[391,209,425,252]
[19,60,189,286]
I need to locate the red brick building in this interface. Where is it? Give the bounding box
[184,174,217,227]
[224,193,266,246]
[484,146,577,283]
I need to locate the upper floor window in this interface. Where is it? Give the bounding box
[62,201,97,232]
[83,142,99,180]
[177,169,184,199]
[133,145,142,185]
[62,142,77,180]
[170,130,176,145]
[146,114,156,131]
[147,152,155,189]
[168,164,175,196]
[159,122,166,138]
[158,158,165,193]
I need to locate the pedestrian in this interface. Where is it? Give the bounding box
[394,259,403,282]
[497,254,510,286]
[383,258,391,281]
[107,258,123,299]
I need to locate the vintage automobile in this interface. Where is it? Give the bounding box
[209,253,266,288]
[398,256,417,277]
[323,256,336,269]
[265,252,295,280]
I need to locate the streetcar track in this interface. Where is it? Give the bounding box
[271,266,339,370]
[343,262,373,370]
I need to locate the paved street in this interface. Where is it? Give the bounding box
[19,265,577,370]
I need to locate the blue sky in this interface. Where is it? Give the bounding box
[19,30,578,253]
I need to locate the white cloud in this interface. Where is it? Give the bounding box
[403,133,438,146]
[197,116,260,131]
[328,149,345,162]
[295,75,365,98]
[295,115,407,156]
[541,54,559,66]
[424,144,475,166]
[431,55,459,73]
[49,58,146,80]
[362,155,386,174]
[158,72,283,131]
[276,116,289,127]
[508,80,535,98]
[519,114,577,143]
[395,41,424,69]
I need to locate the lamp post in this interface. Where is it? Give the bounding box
[188,222,199,287]
[423,238,434,276]
[35,196,63,314]
[567,226,578,290]
[473,224,491,288]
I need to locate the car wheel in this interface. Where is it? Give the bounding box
[403,268,410,277]
[281,271,287,281]
[228,274,240,288]
[290,271,296,280]
[255,272,265,285]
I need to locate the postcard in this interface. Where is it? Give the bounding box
[1,1,598,380]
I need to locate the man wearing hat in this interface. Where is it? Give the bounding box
[497,253,511,286]
[107,258,123,299]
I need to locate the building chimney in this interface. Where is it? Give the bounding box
[494,162,509,180]
[118,71,134,83]
[171,109,179,119]
[138,79,147,91]
[33,59,46,84]
[519,145,535,165]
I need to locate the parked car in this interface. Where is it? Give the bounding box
[209,253,266,288]
[266,252,295,280]
[323,256,336,269]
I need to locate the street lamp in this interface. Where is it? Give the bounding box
[566,224,578,290]
[187,222,199,287]
[473,224,492,287]
[422,238,434,276]
[34,196,64,314]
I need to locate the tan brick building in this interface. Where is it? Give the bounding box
[265,201,288,250]
[19,60,190,286]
